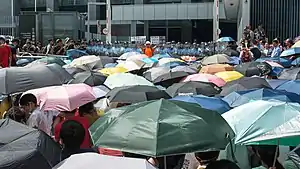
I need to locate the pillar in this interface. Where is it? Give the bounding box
[46,0,59,12]
[144,21,149,40]
[131,21,137,36]
[181,21,192,42]
[237,0,250,41]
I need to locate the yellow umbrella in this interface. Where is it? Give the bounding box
[99,67,128,76]
[200,64,234,74]
[215,71,244,82]
[292,41,300,48]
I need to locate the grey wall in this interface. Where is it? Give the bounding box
[0,0,13,27]
[112,2,226,21]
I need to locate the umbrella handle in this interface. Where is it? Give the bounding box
[272,140,280,168]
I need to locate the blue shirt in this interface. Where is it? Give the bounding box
[271,46,281,57]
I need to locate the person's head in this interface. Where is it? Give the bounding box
[0,36,6,44]
[56,39,63,46]
[272,39,279,47]
[19,94,38,114]
[285,39,294,47]
[78,102,96,117]
[5,39,9,45]
[60,120,85,150]
[12,38,20,46]
[252,145,281,168]
[4,106,27,124]
[194,151,220,166]
[145,41,151,48]
[206,160,240,169]
[49,39,54,45]
[252,40,258,46]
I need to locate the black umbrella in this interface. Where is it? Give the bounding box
[223,48,239,57]
[220,77,272,96]
[45,64,74,84]
[278,67,300,80]
[0,119,61,169]
[143,67,189,87]
[166,81,222,97]
[69,71,107,86]
[234,62,272,77]
[64,67,85,76]
[106,85,171,103]
[0,65,69,94]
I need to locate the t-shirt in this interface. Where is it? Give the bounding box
[0,45,11,67]
[53,45,65,55]
[54,116,92,149]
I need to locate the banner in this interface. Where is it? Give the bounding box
[150,36,166,44]
[130,36,146,44]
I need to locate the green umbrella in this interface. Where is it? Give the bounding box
[89,99,234,157]
[222,100,300,146]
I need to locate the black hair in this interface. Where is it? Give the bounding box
[195,151,220,165]
[12,38,20,44]
[123,152,148,159]
[4,106,27,124]
[19,93,37,106]
[78,102,95,116]
[60,120,85,150]
[206,160,241,169]
[5,40,9,44]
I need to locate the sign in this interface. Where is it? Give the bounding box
[150,36,166,44]
[130,36,146,44]
[102,28,108,35]
[19,14,36,42]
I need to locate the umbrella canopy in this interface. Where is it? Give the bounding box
[223,88,300,108]
[267,79,289,89]
[118,52,140,60]
[0,65,69,94]
[25,83,97,111]
[126,54,148,61]
[66,49,88,59]
[53,153,156,169]
[152,53,172,60]
[256,57,292,68]
[89,99,234,156]
[234,62,272,77]
[223,49,239,57]
[217,37,235,42]
[116,60,145,72]
[220,77,271,96]
[275,80,300,95]
[106,85,170,103]
[104,73,154,89]
[99,67,128,76]
[43,63,73,84]
[69,71,107,86]
[279,68,300,80]
[280,47,300,57]
[201,54,232,65]
[222,100,300,146]
[171,66,198,74]
[0,119,61,169]
[27,57,66,67]
[143,67,189,84]
[65,55,100,68]
[157,58,184,67]
[181,74,226,87]
[92,85,110,99]
[171,95,230,114]
[215,71,244,82]
[166,81,221,97]
[292,41,300,48]
[200,64,234,74]
[291,57,300,66]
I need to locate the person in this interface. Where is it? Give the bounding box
[285,39,294,50]
[19,93,58,135]
[0,36,11,68]
[206,160,241,169]
[142,41,155,57]
[10,38,20,66]
[78,102,99,126]
[59,120,97,161]
[44,39,54,54]
[250,40,262,60]
[3,106,27,124]
[252,145,285,169]
[195,151,220,169]
[53,39,65,55]
[239,42,253,63]
[271,39,281,57]
[54,109,92,148]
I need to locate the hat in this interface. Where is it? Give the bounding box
[0,35,5,41]
[145,41,151,45]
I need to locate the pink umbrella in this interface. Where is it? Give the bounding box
[181,73,226,87]
[25,83,97,111]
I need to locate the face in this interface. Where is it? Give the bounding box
[20,102,35,114]
[272,42,278,47]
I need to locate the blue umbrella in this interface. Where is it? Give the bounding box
[291,57,300,66]
[171,95,230,114]
[104,63,117,68]
[222,88,300,108]
[280,47,300,57]
[256,57,292,68]
[141,58,159,64]
[267,79,289,89]
[217,37,235,42]
[276,80,300,95]
[16,58,32,66]
[66,49,88,59]
[160,62,187,69]
[228,56,241,65]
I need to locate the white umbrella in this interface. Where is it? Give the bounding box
[53,153,156,169]
[92,85,110,98]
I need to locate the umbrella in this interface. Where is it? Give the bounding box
[27,57,66,66]
[106,85,171,103]
[265,61,284,77]
[200,64,234,74]
[171,95,230,114]
[234,62,272,77]
[126,54,148,61]
[201,54,233,65]
[160,61,187,68]
[291,57,300,66]
[118,52,140,60]
[66,56,114,71]
[0,119,61,169]
[104,63,117,68]
[215,71,244,82]
[152,53,172,60]
[275,80,300,95]
[116,60,145,72]
[280,47,300,57]
[65,55,100,68]
[256,57,292,68]
[171,65,198,74]
[157,58,184,67]
[0,65,69,94]
[181,74,226,87]
[53,153,156,169]
[228,56,241,65]
[25,83,97,111]
[89,99,234,156]
[222,100,300,145]
[64,67,85,76]
[222,88,300,108]
[217,37,235,42]
[43,63,73,84]
[220,77,271,96]
[92,85,110,99]
[66,49,88,59]
[166,81,221,97]
[267,79,289,89]
[143,67,189,85]
[223,49,239,57]
[99,67,128,76]
[292,41,300,48]
[69,71,107,86]
[279,68,300,80]
[104,73,154,89]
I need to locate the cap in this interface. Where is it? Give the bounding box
[0,35,5,41]
[145,41,151,45]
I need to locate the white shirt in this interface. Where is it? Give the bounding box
[27,108,59,136]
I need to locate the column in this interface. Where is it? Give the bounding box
[144,21,149,39]
[46,0,59,12]
[237,0,250,41]
[131,21,137,36]
[181,21,192,42]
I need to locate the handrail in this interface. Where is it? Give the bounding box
[17,52,69,59]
